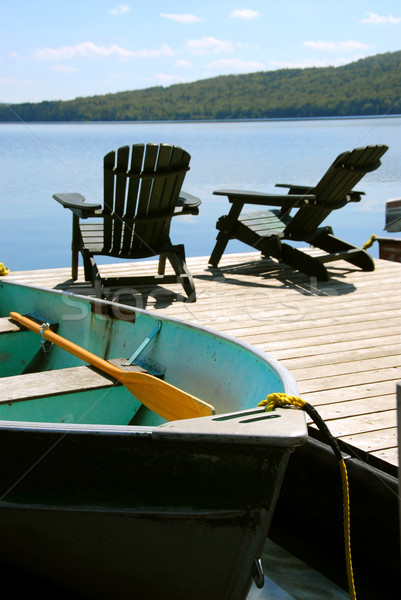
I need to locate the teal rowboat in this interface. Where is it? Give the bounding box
[0,280,307,600]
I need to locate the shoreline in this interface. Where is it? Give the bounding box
[1,113,400,126]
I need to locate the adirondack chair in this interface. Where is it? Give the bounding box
[209,145,388,280]
[53,143,201,300]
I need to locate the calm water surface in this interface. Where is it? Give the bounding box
[0,117,400,271]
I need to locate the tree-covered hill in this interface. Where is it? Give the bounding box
[1,51,400,122]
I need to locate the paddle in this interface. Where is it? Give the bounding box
[10,312,215,422]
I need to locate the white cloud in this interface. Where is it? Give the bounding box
[186,37,234,54]
[206,58,264,71]
[229,9,260,20]
[304,40,370,51]
[35,41,132,60]
[52,65,78,73]
[0,77,12,84]
[34,41,174,61]
[175,59,192,68]
[160,13,202,23]
[109,5,131,15]
[132,44,175,58]
[361,12,401,24]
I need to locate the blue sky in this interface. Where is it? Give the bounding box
[1,1,400,104]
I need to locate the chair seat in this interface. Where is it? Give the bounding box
[238,210,287,237]
[79,222,106,254]
[79,222,165,258]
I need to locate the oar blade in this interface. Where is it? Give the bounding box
[121,372,215,421]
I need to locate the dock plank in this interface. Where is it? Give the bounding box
[3,249,401,474]
[310,395,396,418]
[311,410,397,437]
[339,427,398,453]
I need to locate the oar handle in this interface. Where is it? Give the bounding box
[10,312,122,380]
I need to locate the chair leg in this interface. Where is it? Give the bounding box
[71,215,80,280]
[209,230,231,267]
[280,243,329,281]
[158,253,167,275]
[166,246,196,302]
[313,231,375,272]
[81,247,103,298]
[209,202,245,267]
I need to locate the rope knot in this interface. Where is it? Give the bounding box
[258,392,306,412]
[362,234,377,250]
[0,263,10,276]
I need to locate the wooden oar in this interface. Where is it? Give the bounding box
[10,312,215,422]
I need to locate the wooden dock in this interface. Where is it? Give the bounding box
[3,250,401,474]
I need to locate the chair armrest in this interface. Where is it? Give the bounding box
[175,190,202,215]
[213,189,316,209]
[275,184,365,203]
[53,193,102,217]
[275,183,313,194]
[347,190,365,202]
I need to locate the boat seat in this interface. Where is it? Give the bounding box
[0,316,24,335]
[0,360,153,426]
[0,360,147,404]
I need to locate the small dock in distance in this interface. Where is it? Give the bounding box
[6,249,400,475]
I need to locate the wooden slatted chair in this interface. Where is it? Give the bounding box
[209,145,388,280]
[54,143,201,300]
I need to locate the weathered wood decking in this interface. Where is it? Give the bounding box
[3,249,400,475]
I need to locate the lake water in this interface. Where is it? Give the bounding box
[0,117,400,271]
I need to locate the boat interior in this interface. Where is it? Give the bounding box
[0,282,295,429]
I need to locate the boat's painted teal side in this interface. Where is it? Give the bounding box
[0,280,307,600]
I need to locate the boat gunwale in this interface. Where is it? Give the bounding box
[0,406,308,447]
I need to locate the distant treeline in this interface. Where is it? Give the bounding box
[1,50,400,122]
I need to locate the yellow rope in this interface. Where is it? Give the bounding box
[258,392,306,411]
[259,392,356,600]
[339,458,356,600]
[362,234,377,250]
[0,263,10,276]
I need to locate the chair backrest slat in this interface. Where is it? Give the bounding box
[131,144,161,255]
[142,144,175,251]
[284,145,388,236]
[102,150,116,252]
[111,146,130,253]
[145,145,190,250]
[154,146,190,244]
[121,144,145,253]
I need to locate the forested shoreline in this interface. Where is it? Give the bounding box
[1,51,400,122]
